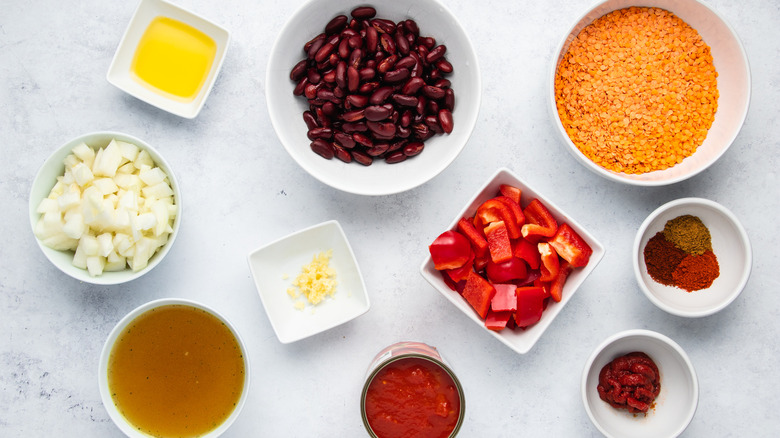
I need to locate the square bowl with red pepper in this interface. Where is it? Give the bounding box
[420,167,605,354]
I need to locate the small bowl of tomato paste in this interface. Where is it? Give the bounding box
[582,329,698,438]
[360,342,465,438]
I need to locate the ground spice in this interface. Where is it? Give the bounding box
[663,214,712,255]
[554,7,719,174]
[672,250,719,291]
[644,232,687,286]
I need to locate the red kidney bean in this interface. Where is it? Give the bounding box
[310,139,334,159]
[427,99,439,115]
[335,61,347,89]
[307,69,321,84]
[400,110,413,127]
[395,32,410,55]
[416,45,429,62]
[353,132,374,148]
[418,36,436,49]
[388,139,407,152]
[348,35,362,49]
[351,6,376,20]
[307,127,333,140]
[380,33,396,54]
[341,28,358,38]
[322,101,337,116]
[359,81,380,94]
[293,77,308,96]
[290,60,307,81]
[338,38,350,59]
[444,89,455,111]
[364,105,393,121]
[306,35,325,59]
[367,143,389,157]
[351,150,373,166]
[422,85,445,100]
[334,131,356,149]
[415,95,427,115]
[403,20,419,37]
[384,68,410,83]
[412,123,430,139]
[377,55,397,74]
[366,26,378,52]
[367,121,396,137]
[433,78,451,89]
[397,125,411,138]
[371,18,396,34]
[304,83,319,99]
[369,86,394,104]
[385,150,407,164]
[392,94,418,107]
[439,109,454,134]
[426,45,447,63]
[322,70,336,83]
[333,144,352,163]
[395,56,416,70]
[346,94,368,108]
[358,67,375,81]
[303,111,319,130]
[315,41,335,63]
[401,77,424,95]
[348,66,360,91]
[316,88,338,102]
[304,33,325,53]
[348,48,362,68]
[342,109,365,122]
[404,141,425,157]
[342,122,367,133]
[325,15,348,35]
[436,59,453,74]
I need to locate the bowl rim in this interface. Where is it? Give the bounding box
[548,0,752,186]
[28,130,182,285]
[632,197,752,317]
[581,329,699,438]
[97,297,250,438]
[264,0,482,196]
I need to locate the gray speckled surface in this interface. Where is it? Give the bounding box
[1,0,778,436]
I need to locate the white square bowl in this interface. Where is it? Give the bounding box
[107,0,230,118]
[247,220,370,343]
[420,168,605,354]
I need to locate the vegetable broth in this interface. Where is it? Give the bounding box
[108,304,244,437]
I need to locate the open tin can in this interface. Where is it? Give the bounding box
[360,341,465,437]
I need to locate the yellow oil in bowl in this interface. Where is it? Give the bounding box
[131,16,216,101]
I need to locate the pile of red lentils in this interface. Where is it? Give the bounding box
[555,7,719,174]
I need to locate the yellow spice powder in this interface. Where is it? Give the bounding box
[554,7,719,174]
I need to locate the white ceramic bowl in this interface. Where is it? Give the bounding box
[107,0,230,118]
[98,298,250,438]
[419,168,605,354]
[582,329,698,438]
[29,131,182,285]
[633,197,751,317]
[266,0,481,195]
[550,0,750,185]
[247,220,370,343]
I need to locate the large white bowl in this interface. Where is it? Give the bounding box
[266,0,481,195]
[633,197,751,317]
[582,329,698,438]
[550,0,750,185]
[29,131,181,285]
[420,168,605,354]
[98,298,249,438]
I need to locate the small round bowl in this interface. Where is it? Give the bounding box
[582,329,698,438]
[633,198,751,317]
[98,298,250,438]
[549,0,750,186]
[29,131,182,285]
[266,0,481,196]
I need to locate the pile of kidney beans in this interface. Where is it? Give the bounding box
[289,6,455,165]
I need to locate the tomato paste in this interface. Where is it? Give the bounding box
[597,352,661,414]
[364,357,462,438]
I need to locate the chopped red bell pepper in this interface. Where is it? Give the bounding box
[490,283,518,312]
[496,196,525,229]
[538,242,560,282]
[515,286,547,327]
[462,271,496,319]
[485,310,513,331]
[499,184,522,205]
[483,221,513,264]
[521,199,558,240]
[445,251,474,283]
[429,230,472,270]
[475,198,521,239]
[548,223,593,267]
[549,260,573,302]
[513,238,541,270]
[486,257,528,284]
[457,217,489,258]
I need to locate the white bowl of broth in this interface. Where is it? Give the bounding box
[98,298,249,437]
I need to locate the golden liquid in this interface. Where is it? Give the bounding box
[131,16,217,101]
[108,305,245,438]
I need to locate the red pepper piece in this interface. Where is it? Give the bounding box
[499,184,522,205]
[548,223,593,267]
[462,271,496,319]
[484,221,513,264]
[445,251,474,283]
[490,283,518,312]
[538,242,560,282]
[429,230,472,270]
[485,310,513,331]
[513,238,541,270]
[521,199,558,240]
[549,260,573,302]
[441,271,465,293]
[496,196,525,229]
[515,286,546,327]
[486,257,528,284]
[475,198,521,239]
[457,217,488,258]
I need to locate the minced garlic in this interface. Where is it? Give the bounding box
[289,250,337,307]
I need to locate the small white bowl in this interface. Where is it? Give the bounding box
[107,0,230,118]
[266,0,481,195]
[633,198,751,317]
[98,298,249,438]
[582,329,698,438]
[247,220,370,343]
[419,168,605,354]
[29,131,182,285]
[550,0,750,185]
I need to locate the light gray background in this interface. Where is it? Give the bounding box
[1,0,778,436]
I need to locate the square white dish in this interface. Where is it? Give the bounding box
[247,220,370,343]
[420,168,605,354]
[107,0,230,118]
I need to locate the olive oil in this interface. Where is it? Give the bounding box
[131,16,216,101]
